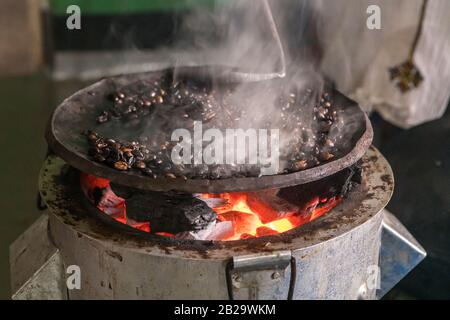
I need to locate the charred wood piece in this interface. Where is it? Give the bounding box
[110,184,217,234]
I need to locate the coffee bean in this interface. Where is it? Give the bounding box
[97,111,110,124]
[105,139,116,146]
[155,96,164,104]
[114,161,129,171]
[319,152,334,161]
[292,160,307,170]
[88,132,98,141]
[95,141,108,149]
[134,161,146,169]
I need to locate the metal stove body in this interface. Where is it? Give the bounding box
[10,147,425,300]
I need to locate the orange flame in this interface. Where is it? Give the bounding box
[80,173,341,241]
[202,193,341,240]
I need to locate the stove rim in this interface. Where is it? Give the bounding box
[39,146,393,259]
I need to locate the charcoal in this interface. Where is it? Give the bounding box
[194,195,230,210]
[256,226,278,237]
[219,211,259,236]
[175,221,233,241]
[109,184,217,234]
[246,189,299,223]
[277,162,362,206]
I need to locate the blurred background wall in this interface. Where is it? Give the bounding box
[0,0,43,75]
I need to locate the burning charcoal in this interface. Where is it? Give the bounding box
[117,189,217,234]
[175,221,234,241]
[194,195,230,210]
[256,226,278,237]
[278,162,362,208]
[109,183,134,199]
[79,174,125,219]
[219,211,259,236]
[246,189,299,224]
[205,221,234,240]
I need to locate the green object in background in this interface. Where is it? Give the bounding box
[49,0,216,15]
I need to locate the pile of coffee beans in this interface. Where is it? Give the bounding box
[84,73,359,179]
[96,81,167,124]
[96,77,229,125]
[277,90,344,173]
[86,130,153,175]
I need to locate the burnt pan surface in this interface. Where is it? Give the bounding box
[46,67,372,193]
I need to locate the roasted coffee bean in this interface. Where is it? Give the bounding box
[134,161,146,169]
[317,107,328,120]
[95,141,108,149]
[132,150,145,161]
[108,149,121,162]
[121,147,133,153]
[292,160,307,171]
[319,152,334,161]
[155,96,164,104]
[86,82,347,177]
[87,131,98,141]
[112,142,121,150]
[114,161,129,171]
[100,147,111,158]
[97,111,109,124]
[124,152,135,165]
[325,138,335,148]
[166,173,177,179]
[105,138,116,146]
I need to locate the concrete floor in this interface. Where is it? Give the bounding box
[0,74,88,299]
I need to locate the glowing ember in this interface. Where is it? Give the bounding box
[201,193,341,240]
[80,173,341,241]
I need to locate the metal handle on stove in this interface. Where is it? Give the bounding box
[225,251,297,300]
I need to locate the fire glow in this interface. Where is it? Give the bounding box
[80,173,341,241]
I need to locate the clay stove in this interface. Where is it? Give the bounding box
[10,68,425,300]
